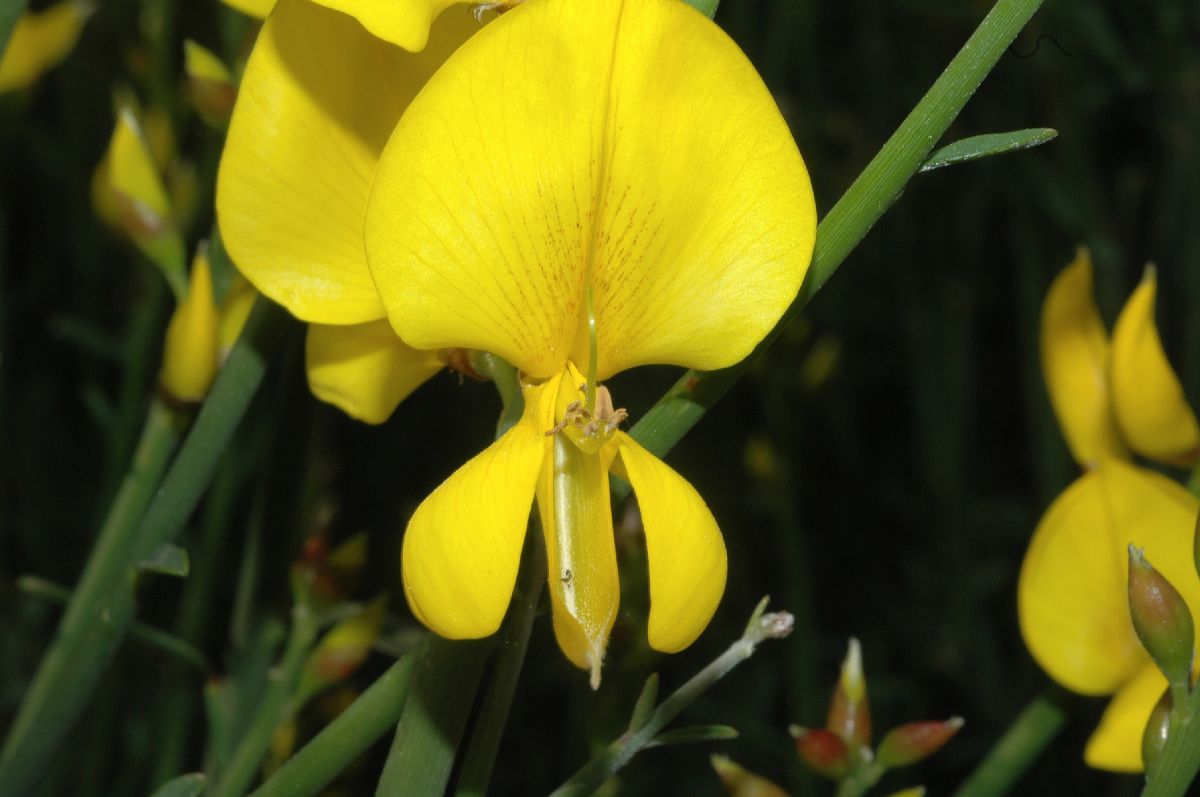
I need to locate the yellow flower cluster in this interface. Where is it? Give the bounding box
[1020,248,1200,771]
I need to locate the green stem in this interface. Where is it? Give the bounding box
[454,531,547,797]
[0,398,184,797]
[15,576,208,671]
[249,654,418,797]
[375,637,494,796]
[152,446,250,786]
[623,0,1047,478]
[835,762,886,797]
[1142,687,1200,797]
[374,355,528,797]
[0,298,290,797]
[548,605,794,797]
[951,689,1069,797]
[209,605,319,797]
[471,351,525,436]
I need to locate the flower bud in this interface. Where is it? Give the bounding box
[160,248,219,403]
[876,718,964,768]
[299,595,387,699]
[184,40,236,125]
[1111,267,1200,465]
[1141,686,1172,773]
[710,755,790,797]
[104,108,186,293]
[790,726,852,779]
[886,789,926,797]
[1128,545,1195,689]
[827,638,871,747]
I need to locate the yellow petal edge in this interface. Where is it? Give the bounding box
[1111,268,1200,465]
[217,0,480,323]
[1039,248,1126,468]
[305,321,443,424]
[400,404,544,638]
[617,433,726,653]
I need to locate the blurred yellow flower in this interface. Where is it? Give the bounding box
[1111,268,1200,465]
[0,0,93,93]
[1020,249,1200,771]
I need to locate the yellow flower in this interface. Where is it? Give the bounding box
[0,0,93,93]
[1021,249,1200,771]
[370,0,815,682]
[217,0,816,680]
[217,0,480,423]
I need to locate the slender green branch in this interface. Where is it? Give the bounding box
[374,355,528,797]
[951,688,1069,797]
[375,637,493,796]
[0,298,291,797]
[249,655,418,797]
[15,576,209,672]
[624,0,1048,476]
[549,604,794,797]
[471,351,525,436]
[454,531,547,797]
[209,605,319,797]
[0,398,184,797]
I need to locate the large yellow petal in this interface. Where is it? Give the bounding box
[401,417,544,639]
[306,321,443,424]
[308,0,474,52]
[1039,248,1127,468]
[616,433,726,653]
[0,0,92,93]
[1111,268,1200,465]
[366,0,815,379]
[216,0,480,323]
[1084,661,1165,773]
[1018,459,1200,695]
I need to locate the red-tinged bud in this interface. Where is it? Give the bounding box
[1142,686,1172,773]
[710,755,790,797]
[1128,546,1196,689]
[876,718,964,768]
[827,638,871,747]
[790,726,852,780]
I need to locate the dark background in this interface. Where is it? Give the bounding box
[2,0,1199,794]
